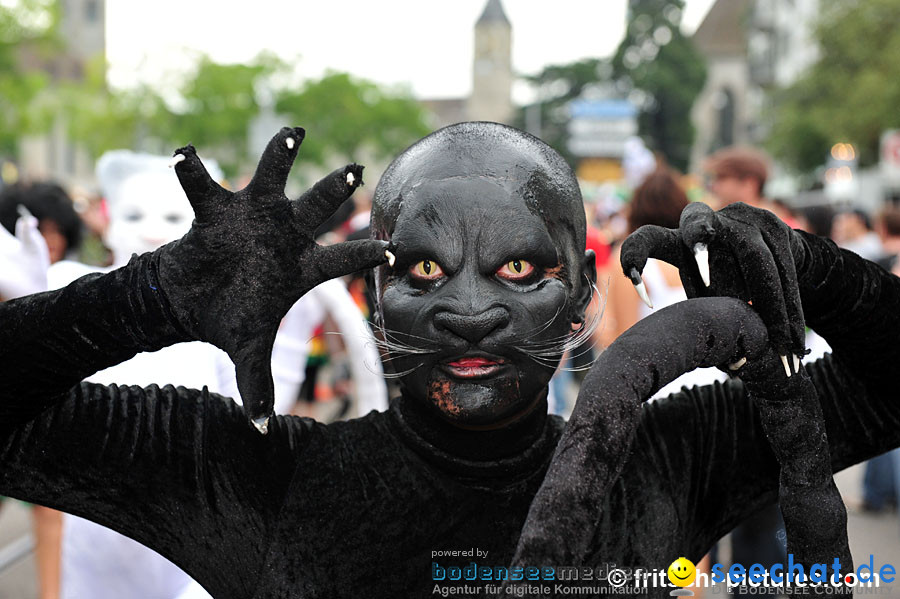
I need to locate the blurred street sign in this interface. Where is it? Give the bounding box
[567,99,637,159]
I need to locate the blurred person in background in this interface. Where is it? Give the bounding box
[829,208,894,511]
[704,146,799,228]
[880,208,900,522]
[0,183,81,599]
[876,205,900,271]
[0,182,82,264]
[793,203,898,516]
[797,205,836,364]
[800,204,835,239]
[622,136,657,191]
[68,186,111,267]
[832,209,883,261]
[599,169,726,397]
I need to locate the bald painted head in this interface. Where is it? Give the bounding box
[371,122,595,428]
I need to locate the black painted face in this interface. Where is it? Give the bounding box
[372,123,594,428]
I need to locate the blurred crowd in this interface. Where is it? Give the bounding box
[2,137,900,598]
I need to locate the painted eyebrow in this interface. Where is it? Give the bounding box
[389,225,462,270]
[479,221,558,267]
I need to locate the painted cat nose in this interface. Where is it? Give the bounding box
[434,306,510,344]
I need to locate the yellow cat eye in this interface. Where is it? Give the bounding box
[497,259,534,280]
[410,259,444,280]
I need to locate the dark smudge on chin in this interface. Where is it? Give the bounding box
[428,379,460,416]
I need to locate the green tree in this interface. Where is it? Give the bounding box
[59,56,171,159]
[767,0,900,171]
[25,28,426,179]
[61,57,429,179]
[58,53,282,174]
[166,53,287,176]
[612,0,707,171]
[275,72,430,167]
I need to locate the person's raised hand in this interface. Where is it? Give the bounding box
[159,127,388,433]
[620,201,809,375]
[0,207,50,300]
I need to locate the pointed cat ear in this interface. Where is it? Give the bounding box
[97,150,225,208]
[96,150,146,206]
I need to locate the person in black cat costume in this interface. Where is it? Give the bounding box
[1,123,897,598]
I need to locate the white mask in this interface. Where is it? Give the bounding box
[98,151,223,267]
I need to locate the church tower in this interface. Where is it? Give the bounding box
[467,0,513,124]
[59,0,106,68]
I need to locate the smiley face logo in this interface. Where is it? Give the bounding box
[667,557,696,587]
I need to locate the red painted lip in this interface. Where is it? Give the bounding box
[443,356,505,379]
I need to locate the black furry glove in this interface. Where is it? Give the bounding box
[507,298,770,581]
[739,346,853,592]
[621,201,810,368]
[504,204,853,597]
[618,202,852,593]
[159,127,387,432]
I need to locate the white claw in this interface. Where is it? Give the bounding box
[793,354,801,373]
[694,243,710,287]
[384,249,396,267]
[251,416,270,435]
[346,172,355,186]
[728,357,747,371]
[634,280,653,309]
[781,354,792,378]
[168,153,185,168]
[285,137,295,150]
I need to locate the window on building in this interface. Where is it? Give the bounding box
[85,0,99,22]
[712,88,735,151]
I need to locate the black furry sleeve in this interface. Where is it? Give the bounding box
[796,230,900,390]
[0,252,308,596]
[0,251,189,430]
[0,384,308,597]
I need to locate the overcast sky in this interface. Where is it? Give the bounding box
[105,0,716,103]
